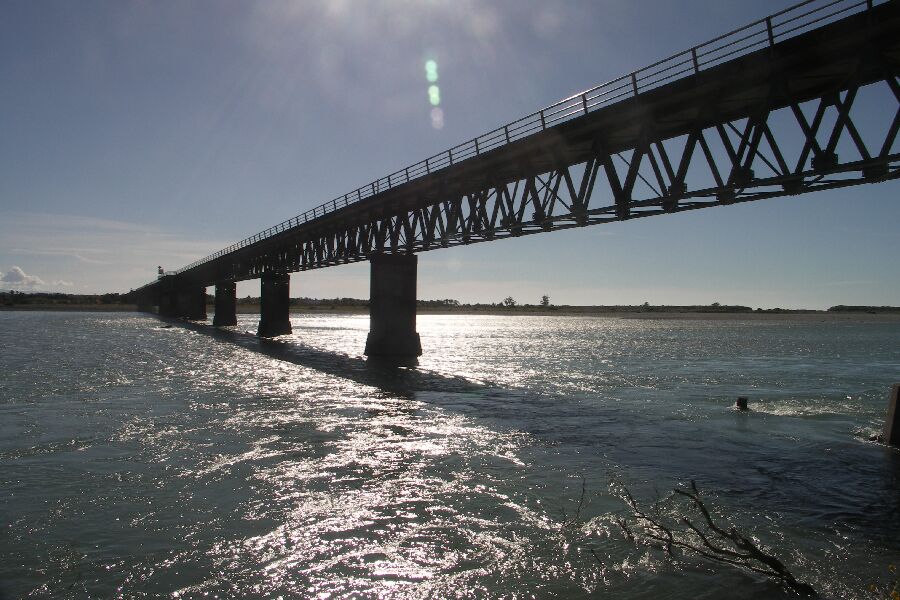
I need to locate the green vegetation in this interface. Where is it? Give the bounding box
[828,305,900,313]
[285,297,367,308]
[1,290,130,307]
[4,290,900,316]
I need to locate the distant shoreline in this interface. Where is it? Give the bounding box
[3,303,900,322]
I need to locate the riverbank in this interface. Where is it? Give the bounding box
[3,303,900,322]
[0,304,140,312]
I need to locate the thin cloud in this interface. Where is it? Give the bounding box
[818,280,878,287]
[10,247,109,265]
[0,212,232,293]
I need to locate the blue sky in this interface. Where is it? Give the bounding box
[1,0,898,308]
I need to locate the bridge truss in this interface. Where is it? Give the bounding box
[242,62,899,280]
[134,0,900,289]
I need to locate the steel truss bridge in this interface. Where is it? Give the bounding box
[131,0,900,356]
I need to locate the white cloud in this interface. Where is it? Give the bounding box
[0,265,74,290]
[1,265,45,288]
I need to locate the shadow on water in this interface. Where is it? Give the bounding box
[155,316,487,399]
[150,316,900,537]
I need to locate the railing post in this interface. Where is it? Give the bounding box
[448,149,453,165]
[765,17,775,46]
[631,73,639,96]
[425,157,430,174]
[691,47,700,73]
[582,93,588,114]
[539,110,546,129]
[387,173,392,187]
[405,167,410,182]
[474,138,480,154]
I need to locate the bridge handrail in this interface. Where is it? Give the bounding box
[172,0,880,276]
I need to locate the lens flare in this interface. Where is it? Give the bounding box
[423,58,443,129]
[428,85,441,107]
[425,60,439,83]
[430,107,444,130]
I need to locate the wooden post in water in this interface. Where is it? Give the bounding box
[884,384,900,447]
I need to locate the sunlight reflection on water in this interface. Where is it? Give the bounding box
[0,311,898,598]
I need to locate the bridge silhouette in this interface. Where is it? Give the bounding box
[131,0,900,360]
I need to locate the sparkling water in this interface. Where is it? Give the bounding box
[1,311,898,598]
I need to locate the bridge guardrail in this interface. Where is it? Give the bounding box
[171,0,882,277]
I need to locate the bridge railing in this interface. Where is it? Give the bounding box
[174,0,882,276]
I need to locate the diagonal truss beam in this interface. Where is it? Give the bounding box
[231,69,899,280]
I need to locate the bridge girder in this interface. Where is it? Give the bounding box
[231,74,899,279]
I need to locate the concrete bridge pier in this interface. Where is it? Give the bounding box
[213,281,237,327]
[364,253,422,362]
[156,275,178,317]
[135,293,155,313]
[176,286,207,321]
[257,273,292,338]
[159,292,177,317]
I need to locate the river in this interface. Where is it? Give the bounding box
[1,311,898,598]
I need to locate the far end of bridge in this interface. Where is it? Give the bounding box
[139,253,423,363]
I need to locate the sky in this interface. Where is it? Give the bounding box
[1,0,898,309]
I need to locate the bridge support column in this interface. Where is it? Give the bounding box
[257,273,292,338]
[213,281,237,327]
[135,293,155,313]
[159,292,177,317]
[176,286,207,321]
[364,253,422,362]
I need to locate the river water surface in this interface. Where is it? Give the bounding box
[1,311,898,598]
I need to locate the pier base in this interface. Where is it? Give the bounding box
[158,294,175,317]
[176,286,207,321]
[157,276,178,318]
[885,384,900,447]
[364,253,422,362]
[257,273,292,338]
[213,281,237,327]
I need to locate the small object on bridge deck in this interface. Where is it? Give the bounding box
[735,397,749,411]
[883,384,900,447]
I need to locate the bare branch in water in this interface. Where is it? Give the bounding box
[562,475,588,528]
[610,479,817,597]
